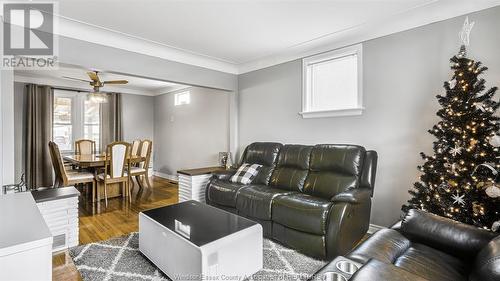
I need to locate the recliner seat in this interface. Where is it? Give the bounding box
[206,142,378,259]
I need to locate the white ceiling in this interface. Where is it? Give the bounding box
[58,0,433,64]
[18,1,500,74]
[15,65,189,96]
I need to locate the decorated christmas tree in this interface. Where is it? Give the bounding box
[403,17,500,231]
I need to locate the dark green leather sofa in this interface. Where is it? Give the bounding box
[205,142,378,259]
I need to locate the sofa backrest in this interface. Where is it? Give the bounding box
[270,145,312,191]
[240,142,282,185]
[303,144,366,199]
[360,150,378,195]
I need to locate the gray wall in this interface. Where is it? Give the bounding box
[238,7,500,226]
[122,94,155,142]
[154,87,230,176]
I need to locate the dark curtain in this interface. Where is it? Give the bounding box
[99,93,123,152]
[25,84,53,189]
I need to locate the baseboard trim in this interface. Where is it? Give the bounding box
[153,171,178,182]
[368,224,385,234]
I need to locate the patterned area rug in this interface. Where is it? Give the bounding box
[69,232,326,281]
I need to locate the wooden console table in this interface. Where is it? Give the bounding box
[177,166,226,203]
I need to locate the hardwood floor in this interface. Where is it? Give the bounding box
[52,176,178,281]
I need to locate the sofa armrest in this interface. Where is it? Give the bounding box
[326,189,372,258]
[211,169,237,181]
[350,259,428,281]
[331,188,371,204]
[400,209,497,260]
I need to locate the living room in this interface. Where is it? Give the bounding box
[0,1,499,281]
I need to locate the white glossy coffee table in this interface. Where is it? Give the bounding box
[139,200,263,280]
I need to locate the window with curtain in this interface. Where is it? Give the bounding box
[53,90,101,152]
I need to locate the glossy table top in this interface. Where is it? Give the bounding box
[141,201,257,247]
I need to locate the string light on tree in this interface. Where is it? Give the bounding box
[403,17,500,231]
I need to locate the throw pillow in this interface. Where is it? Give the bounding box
[229,163,262,184]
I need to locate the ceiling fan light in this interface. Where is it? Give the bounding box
[88,92,108,103]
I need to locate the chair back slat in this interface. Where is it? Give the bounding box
[131,139,141,156]
[138,140,152,169]
[75,139,96,155]
[49,141,68,184]
[106,142,130,178]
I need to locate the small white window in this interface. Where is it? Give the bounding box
[301,44,363,118]
[174,91,190,106]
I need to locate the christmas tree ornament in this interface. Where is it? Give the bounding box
[449,144,463,156]
[452,192,466,206]
[459,16,474,46]
[448,79,457,89]
[489,134,500,147]
[492,220,500,232]
[473,102,486,112]
[403,16,499,230]
[484,183,500,198]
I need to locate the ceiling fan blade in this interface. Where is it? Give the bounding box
[103,80,128,85]
[62,76,92,83]
[87,71,100,82]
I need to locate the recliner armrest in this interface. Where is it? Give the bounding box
[331,188,371,204]
[400,209,497,260]
[212,169,237,181]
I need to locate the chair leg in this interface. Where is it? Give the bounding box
[92,181,96,203]
[135,175,144,189]
[97,181,101,203]
[127,180,131,204]
[104,182,108,207]
[145,172,152,189]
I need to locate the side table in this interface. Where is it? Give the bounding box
[177,166,226,203]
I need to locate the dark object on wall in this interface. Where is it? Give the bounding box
[312,209,499,281]
[206,142,378,259]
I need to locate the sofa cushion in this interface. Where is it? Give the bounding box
[347,228,468,281]
[304,144,365,199]
[206,179,246,208]
[235,185,296,220]
[270,145,312,191]
[272,193,332,235]
[240,142,282,185]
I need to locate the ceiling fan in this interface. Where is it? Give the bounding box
[63,71,128,103]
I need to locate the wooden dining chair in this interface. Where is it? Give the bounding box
[49,141,96,200]
[97,141,131,206]
[130,139,152,189]
[75,139,96,155]
[131,139,141,156]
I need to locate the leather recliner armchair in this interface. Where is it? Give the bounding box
[312,209,500,281]
[205,142,378,259]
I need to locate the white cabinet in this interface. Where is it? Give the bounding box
[0,193,53,281]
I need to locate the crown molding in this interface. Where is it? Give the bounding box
[42,1,500,75]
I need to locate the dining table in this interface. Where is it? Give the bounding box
[63,153,146,201]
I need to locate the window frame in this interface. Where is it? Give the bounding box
[53,90,100,153]
[300,44,363,118]
[174,90,191,106]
